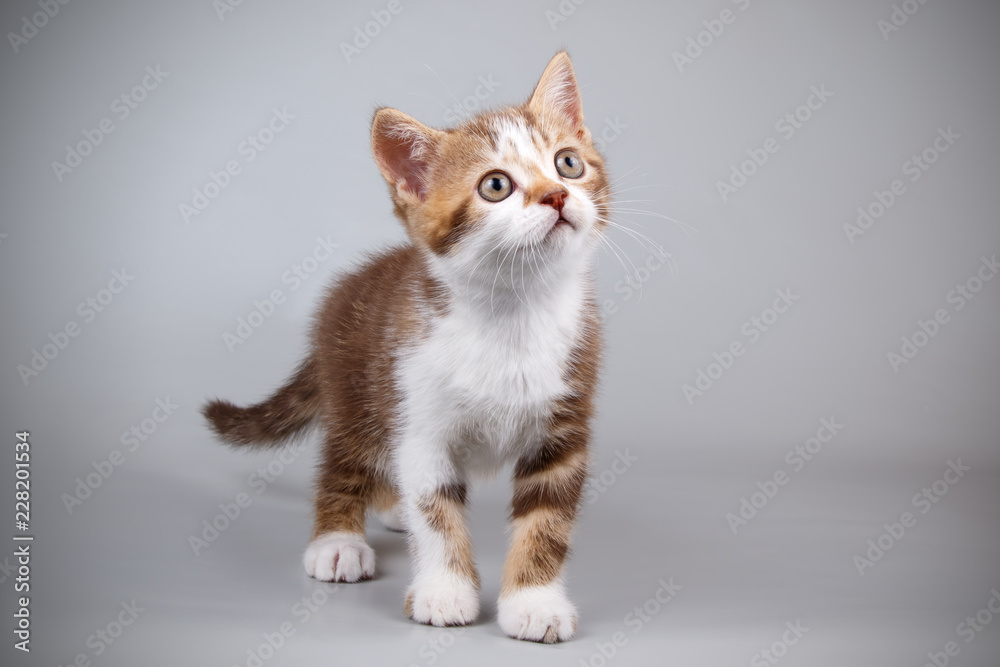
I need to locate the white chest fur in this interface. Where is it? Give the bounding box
[395,284,586,473]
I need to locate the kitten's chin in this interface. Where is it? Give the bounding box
[543,213,578,243]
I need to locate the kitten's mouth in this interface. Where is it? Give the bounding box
[548,215,575,235]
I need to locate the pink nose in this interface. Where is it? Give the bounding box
[540,187,568,212]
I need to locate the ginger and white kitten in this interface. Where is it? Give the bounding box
[203,51,608,644]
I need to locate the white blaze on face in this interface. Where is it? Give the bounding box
[472,117,598,248]
[424,112,603,302]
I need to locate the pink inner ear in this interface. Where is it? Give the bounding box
[376,124,431,199]
[546,72,583,126]
[531,56,584,129]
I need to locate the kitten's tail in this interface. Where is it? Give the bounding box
[202,357,321,448]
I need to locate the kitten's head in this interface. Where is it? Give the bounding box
[370,52,609,287]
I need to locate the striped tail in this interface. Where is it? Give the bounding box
[202,357,321,448]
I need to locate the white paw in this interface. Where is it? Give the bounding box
[405,576,480,627]
[375,504,407,532]
[497,583,578,644]
[303,532,375,583]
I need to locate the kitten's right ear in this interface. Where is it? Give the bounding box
[371,108,441,203]
[529,51,584,131]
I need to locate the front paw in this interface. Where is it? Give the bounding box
[497,584,578,644]
[405,576,480,627]
[303,532,375,582]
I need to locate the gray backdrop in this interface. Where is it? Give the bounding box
[2,0,999,665]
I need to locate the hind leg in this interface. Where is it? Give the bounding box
[303,437,380,583]
[372,486,407,532]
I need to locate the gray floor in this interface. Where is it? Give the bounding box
[2,0,1000,665]
[11,424,1000,666]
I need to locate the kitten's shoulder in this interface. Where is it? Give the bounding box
[312,243,441,336]
[326,243,422,296]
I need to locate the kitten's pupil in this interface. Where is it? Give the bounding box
[491,178,502,191]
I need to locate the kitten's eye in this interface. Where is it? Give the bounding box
[555,149,584,179]
[478,172,513,202]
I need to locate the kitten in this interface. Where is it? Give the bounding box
[203,51,608,644]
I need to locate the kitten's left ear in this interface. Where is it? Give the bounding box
[371,108,442,202]
[528,51,585,130]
